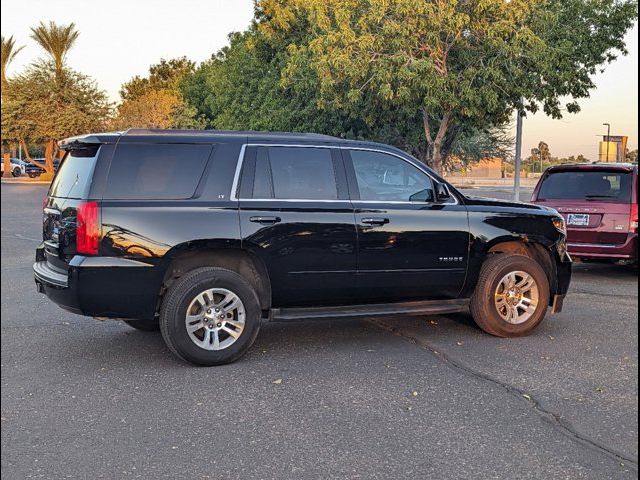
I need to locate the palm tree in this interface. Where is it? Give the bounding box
[1,35,24,86]
[30,21,80,80]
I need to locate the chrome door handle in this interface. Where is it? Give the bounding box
[249,216,281,225]
[361,217,389,226]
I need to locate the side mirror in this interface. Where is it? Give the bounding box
[435,182,452,201]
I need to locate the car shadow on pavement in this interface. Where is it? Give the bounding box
[54,316,464,368]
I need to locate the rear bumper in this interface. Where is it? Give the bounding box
[34,244,163,319]
[568,233,637,260]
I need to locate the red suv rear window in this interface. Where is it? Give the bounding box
[538,170,633,203]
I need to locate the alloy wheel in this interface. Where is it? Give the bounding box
[494,271,539,324]
[184,288,246,350]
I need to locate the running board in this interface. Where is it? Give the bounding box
[270,299,470,322]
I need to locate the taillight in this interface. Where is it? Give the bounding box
[42,196,48,210]
[76,201,100,255]
[631,203,638,233]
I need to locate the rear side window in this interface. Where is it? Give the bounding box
[104,144,211,200]
[243,146,338,200]
[49,147,99,199]
[538,170,633,203]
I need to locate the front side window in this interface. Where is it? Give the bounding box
[104,144,211,200]
[249,146,338,200]
[348,150,434,202]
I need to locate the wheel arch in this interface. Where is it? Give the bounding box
[486,238,557,302]
[158,241,272,313]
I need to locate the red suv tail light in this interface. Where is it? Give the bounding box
[631,203,638,233]
[76,201,100,255]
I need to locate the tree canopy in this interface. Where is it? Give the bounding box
[113,57,201,129]
[1,61,112,172]
[256,0,637,172]
[180,24,513,170]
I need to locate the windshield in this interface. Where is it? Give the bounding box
[49,147,100,199]
[538,170,633,203]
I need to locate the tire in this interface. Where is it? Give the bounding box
[12,167,21,177]
[123,318,160,332]
[159,267,261,366]
[470,254,550,338]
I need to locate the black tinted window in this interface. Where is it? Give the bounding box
[538,170,633,203]
[266,147,337,200]
[253,147,274,198]
[104,144,211,199]
[349,150,434,202]
[49,147,99,199]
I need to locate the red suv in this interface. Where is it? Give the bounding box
[532,163,638,264]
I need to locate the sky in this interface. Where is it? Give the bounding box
[1,0,637,158]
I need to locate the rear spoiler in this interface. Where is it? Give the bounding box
[59,132,123,151]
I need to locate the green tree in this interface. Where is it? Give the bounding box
[1,35,25,177]
[1,35,24,87]
[120,57,196,101]
[181,28,511,168]
[529,141,551,172]
[258,0,637,173]
[1,62,112,175]
[115,57,201,129]
[30,21,80,81]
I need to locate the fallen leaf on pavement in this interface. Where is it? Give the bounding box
[272,379,283,385]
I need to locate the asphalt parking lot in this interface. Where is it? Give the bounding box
[1,183,638,479]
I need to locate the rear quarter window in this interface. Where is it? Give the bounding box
[49,147,99,199]
[104,144,212,200]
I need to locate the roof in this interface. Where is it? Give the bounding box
[59,128,396,151]
[126,128,340,141]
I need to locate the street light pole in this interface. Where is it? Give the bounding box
[603,123,611,162]
[513,107,524,202]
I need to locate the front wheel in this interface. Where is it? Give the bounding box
[470,254,550,337]
[159,267,261,366]
[12,167,21,177]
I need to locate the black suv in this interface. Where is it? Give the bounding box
[34,129,572,366]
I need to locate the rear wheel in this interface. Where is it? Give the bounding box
[12,167,21,177]
[159,267,261,366]
[123,318,160,332]
[470,254,550,337]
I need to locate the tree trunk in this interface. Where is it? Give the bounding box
[422,110,453,175]
[19,139,34,163]
[432,142,444,175]
[2,152,11,178]
[43,139,57,175]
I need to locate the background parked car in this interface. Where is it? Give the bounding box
[25,158,60,178]
[1,158,27,177]
[532,163,638,264]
